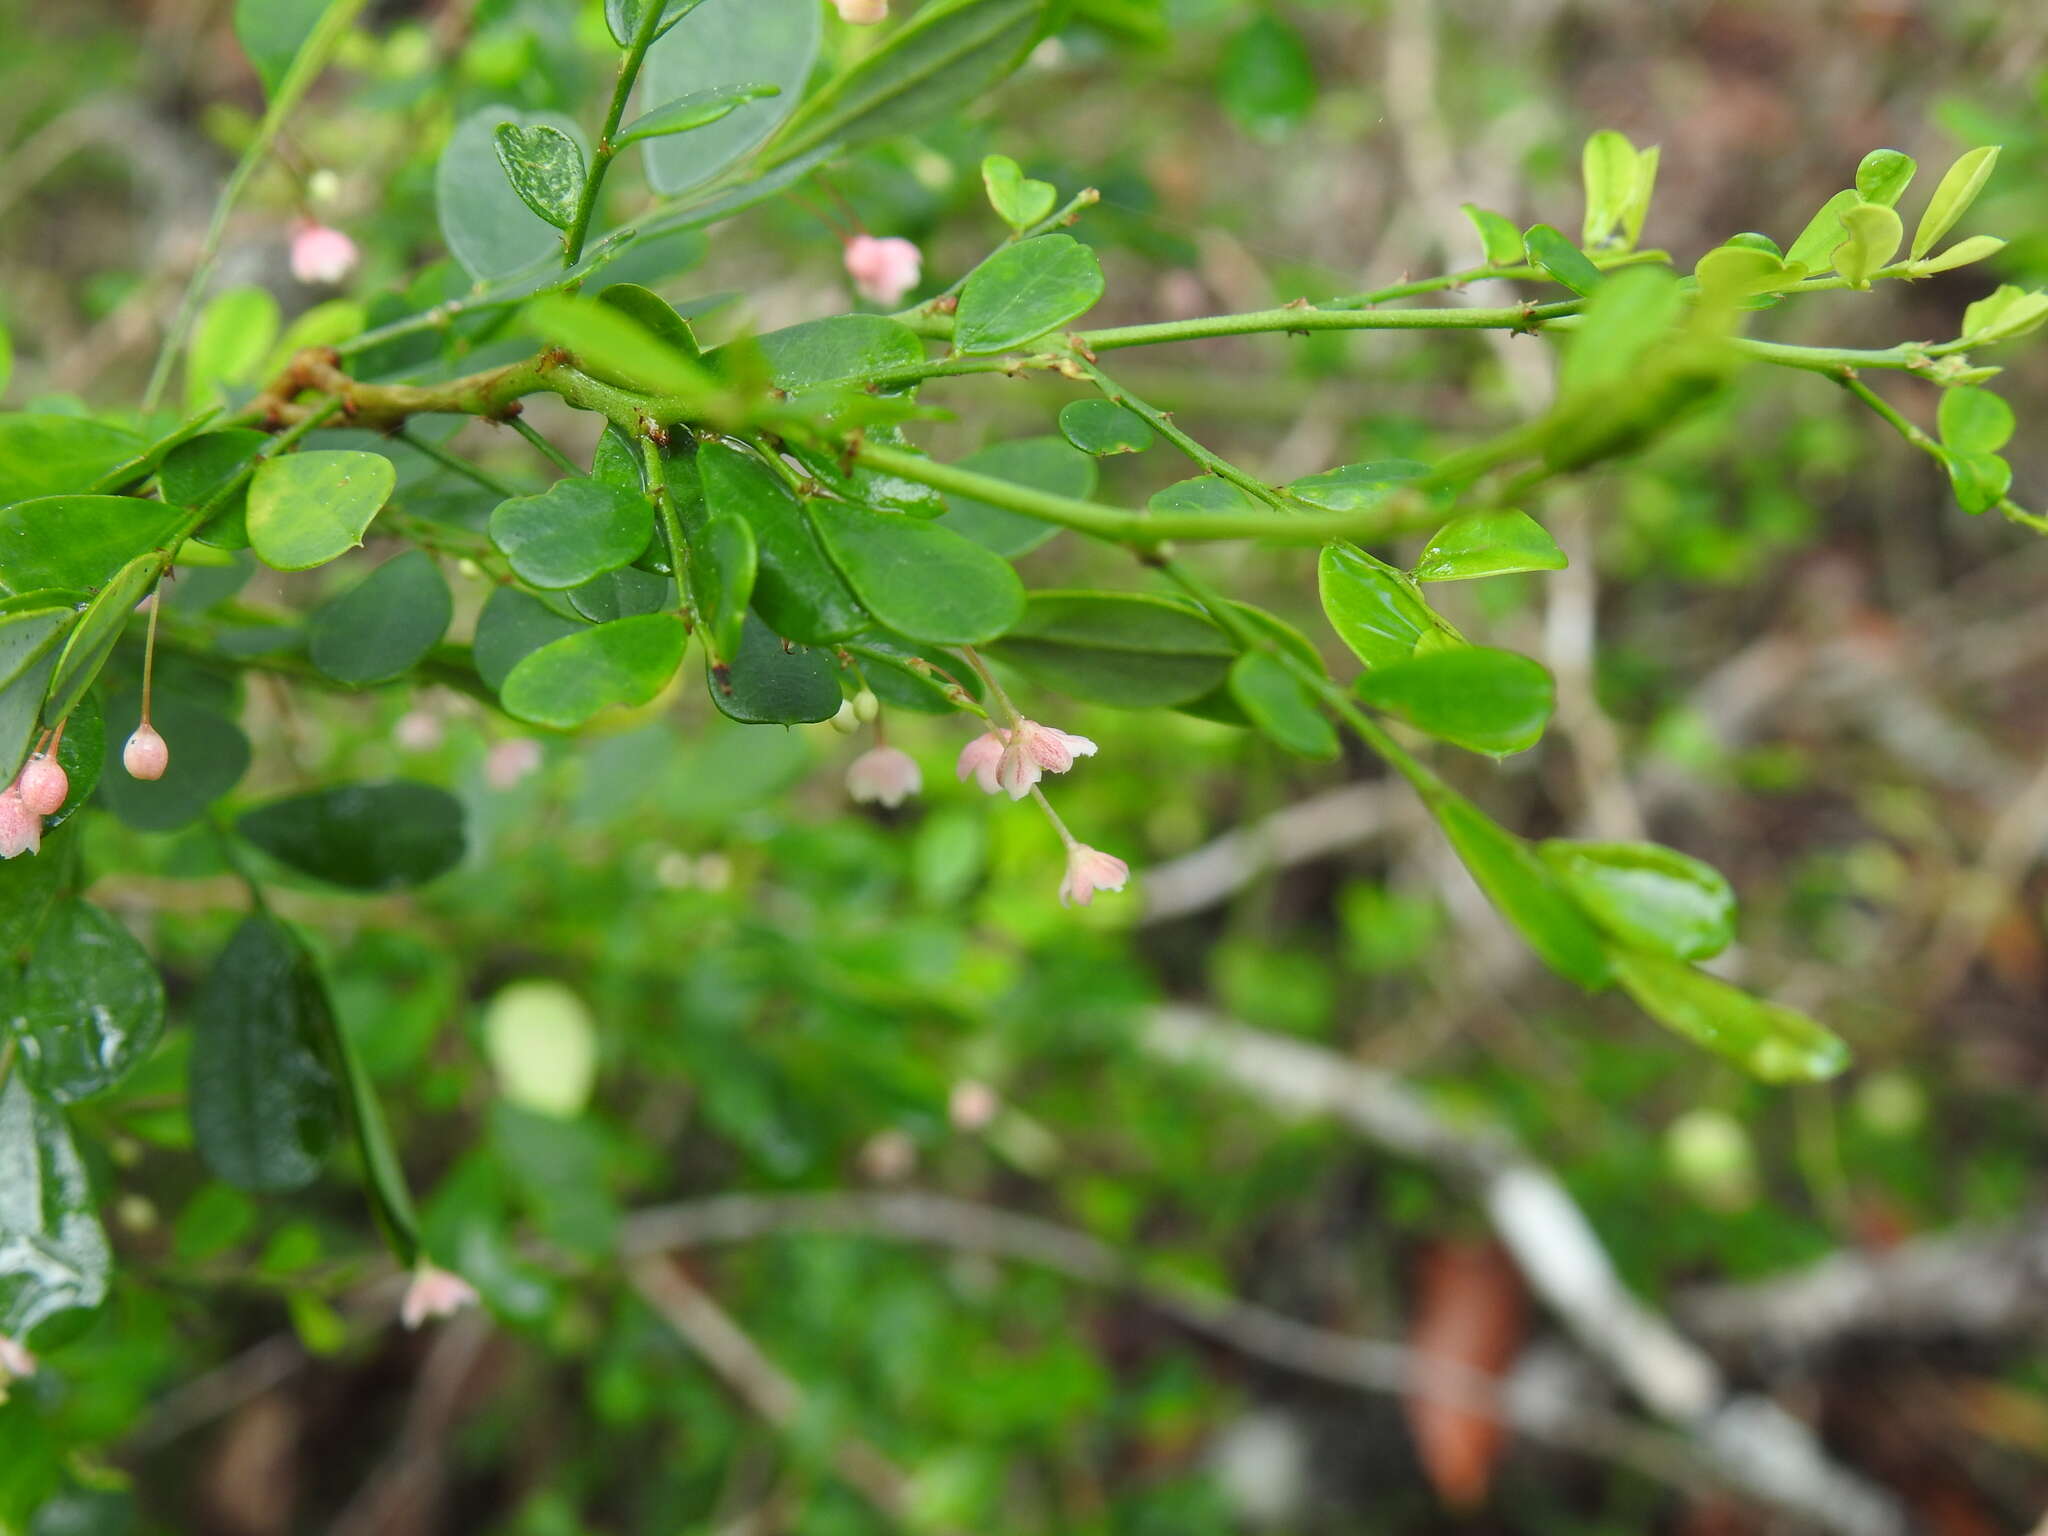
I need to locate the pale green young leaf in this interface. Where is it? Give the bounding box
[1460,204,1524,266]
[1910,144,1999,261]
[1912,233,2004,274]
[615,83,784,147]
[1580,129,1638,247]
[1610,951,1849,1083]
[1830,201,1902,289]
[982,153,1058,231]
[1620,143,1660,250]
[1412,509,1566,583]
[247,450,397,571]
[1853,147,1915,208]
[1936,387,2014,456]
[1783,188,1860,273]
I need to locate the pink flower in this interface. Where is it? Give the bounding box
[956,730,1007,794]
[957,719,1098,800]
[16,756,67,817]
[393,710,444,753]
[290,220,359,286]
[0,1335,35,1380]
[859,1128,916,1182]
[846,745,922,807]
[843,234,922,306]
[123,724,169,781]
[486,738,542,789]
[0,789,40,860]
[400,1263,479,1330]
[833,0,890,23]
[1059,843,1129,907]
[948,1079,999,1131]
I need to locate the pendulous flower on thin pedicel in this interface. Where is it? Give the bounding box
[290,219,360,285]
[957,719,1099,801]
[1059,843,1129,907]
[123,723,169,781]
[16,755,67,818]
[832,0,890,24]
[846,745,922,808]
[399,1263,479,1330]
[0,789,40,861]
[0,1334,36,1382]
[843,233,922,306]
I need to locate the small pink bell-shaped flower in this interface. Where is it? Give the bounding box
[399,1263,479,1330]
[1059,843,1129,907]
[0,1334,36,1381]
[843,234,923,306]
[0,789,40,860]
[123,723,169,781]
[956,730,1007,795]
[290,220,359,285]
[832,0,889,19]
[16,756,67,817]
[846,745,922,807]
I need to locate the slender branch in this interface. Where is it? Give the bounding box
[503,414,582,476]
[1323,247,1673,308]
[639,434,690,613]
[394,426,518,499]
[560,0,674,268]
[1073,358,1291,511]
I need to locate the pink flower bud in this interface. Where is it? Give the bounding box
[123,723,169,781]
[485,737,543,790]
[846,745,922,807]
[290,220,359,286]
[0,1335,36,1381]
[399,1263,479,1330]
[948,1079,999,1131]
[832,0,890,22]
[0,790,40,860]
[843,234,923,306]
[16,756,68,817]
[1059,843,1129,907]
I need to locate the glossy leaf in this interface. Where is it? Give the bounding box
[567,565,672,623]
[1540,840,1736,961]
[189,915,343,1192]
[97,684,252,833]
[1523,224,1603,295]
[810,502,1024,646]
[699,440,864,643]
[1412,510,1566,583]
[0,821,67,956]
[1693,245,1804,306]
[491,478,653,591]
[1150,476,1267,520]
[1460,205,1524,266]
[985,591,1234,708]
[247,450,397,572]
[1783,188,1860,273]
[954,235,1105,356]
[1936,387,2014,456]
[1910,145,1999,262]
[0,415,143,506]
[1058,399,1153,457]
[1228,650,1337,759]
[0,494,184,596]
[162,428,268,549]
[846,632,982,715]
[0,646,61,791]
[437,108,587,282]
[1426,791,1611,990]
[641,0,819,195]
[618,83,782,147]
[307,551,453,686]
[1831,201,1901,289]
[472,586,585,694]
[940,436,1098,556]
[690,513,756,663]
[709,613,840,725]
[1854,148,1916,208]
[240,781,467,891]
[982,153,1057,230]
[1914,233,2004,274]
[0,1068,110,1341]
[1581,129,1640,247]
[599,283,701,361]
[42,553,158,727]
[1318,543,1455,668]
[1357,646,1554,757]
[1945,450,2012,514]
[1960,285,2048,345]
[524,293,714,400]
[752,314,924,391]
[9,900,166,1103]
[500,614,690,729]
[1610,951,1849,1083]
[492,122,587,232]
[1288,458,1433,513]
[0,607,73,696]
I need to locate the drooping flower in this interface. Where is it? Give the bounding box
[0,1334,36,1381]
[846,745,922,808]
[843,234,923,306]
[1059,843,1129,907]
[399,1263,479,1330]
[123,724,169,781]
[290,220,360,285]
[832,0,890,24]
[956,720,1100,800]
[485,737,543,789]
[956,730,1007,794]
[0,790,40,860]
[948,1079,999,1131]
[16,756,67,817]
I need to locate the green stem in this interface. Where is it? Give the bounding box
[1078,299,1584,352]
[1323,248,1672,309]
[640,434,690,613]
[504,414,583,476]
[395,426,519,498]
[142,0,371,411]
[561,0,674,268]
[1073,358,1290,512]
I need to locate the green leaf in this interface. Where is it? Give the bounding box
[1317,543,1455,669]
[1426,790,1611,989]
[1218,13,1315,142]
[599,284,702,362]
[0,495,183,597]
[709,612,841,725]
[1412,509,1566,582]
[500,614,689,729]
[1610,950,1849,1083]
[1910,145,1999,262]
[1831,201,1902,289]
[232,0,321,96]
[0,647,62,791]
[1523,224,1604,295]
[1854,148,1916,208]
[763,0,1048,168]
[0,1068,110,1341]
[984,590,1234,708]
[239,781,467,891]
[473,585,586,694]
[162,428,269,549]
[1539,840,1736,961]
[186,286,281,412]
[617,83,782,147]
[567,565,671,623]
[1580,129,1639,247]
[1227,650,1336,759]
[846,632,982,715]
[1783,188,1860,273]
[1058,399,1154,457]
[1913,233,2004,275]
[1560,266,1687,395]
[699,440,864,643]
[1945,450,2012,514]
[981,153,1058,230]
[1460,204,1525,266]
[1287,458,1433,513]
[1357,646,1554,756]
[750,314,923,391]
[42,553,158,727]
[523,293,715,401]
[307,551,453,686]
[97,685,252,833]
[490,477,653,591]
[1620,144,1660,250]
[189,915,343,1193]
[1149,476,1265,520]
[642,0,819,195]
[1961,284,2048,345]
[0,822,67,956]
[954,235,1105,356]
[938,436,1098,556]
[437,107,587,282]
[1693,245,1804,306]
[247,450,396,571]
[1937,387,2014,455]
[0,607,74,696]
[0,415,144,506]
[810,502,1024,646]
[492,122,587,232]
[8,901,165,1103]
[690,513,756,664]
